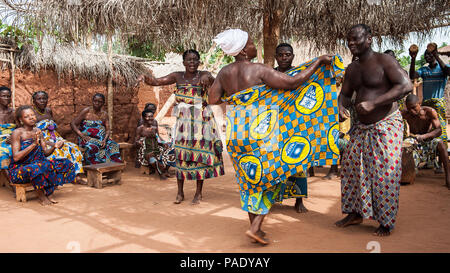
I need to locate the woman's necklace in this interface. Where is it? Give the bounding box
[33,105,45,115]
[182,71,200,84]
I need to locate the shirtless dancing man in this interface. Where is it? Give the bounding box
[336,24,412,236]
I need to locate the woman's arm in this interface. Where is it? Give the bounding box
[71,107,89,140]
[136,71,178,86]
[10,129,39,162]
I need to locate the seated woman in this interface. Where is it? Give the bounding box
[135,109,174,179]
[32,91,84,183]
[70,93,122,164]
[0,86,16,173]
[9,105,76,205]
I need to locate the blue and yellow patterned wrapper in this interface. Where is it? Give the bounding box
[0,123,16,169]
[224,55,344,196]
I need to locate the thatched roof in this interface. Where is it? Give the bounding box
[0,36,149,85]
[2,0,449,52]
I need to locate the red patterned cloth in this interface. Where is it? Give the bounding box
[340,110,403,230]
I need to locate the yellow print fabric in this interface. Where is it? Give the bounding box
[224,55,344,195]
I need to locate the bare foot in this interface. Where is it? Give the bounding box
[251,230,266,243]
[294,200,309,213]
[174,194,184,204]
[75,176,87,185]
[246,230,268,245]
[374,225,391,236]
[335,213,363,227]
[159,174,168,180]
[323,172,338,180]
[191,194,202,205]
[47,196,58,204]
[38,196,53,206]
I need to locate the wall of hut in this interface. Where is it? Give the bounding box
[0,68,175,145]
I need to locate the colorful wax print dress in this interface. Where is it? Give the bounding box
[172,84,225,180]
[0,123,16,169]
[225,55,344,214]
[340,110,403,230]
[137,134,175,169]
[8,139,76,196]
[36,119,84,174]
[78,120,122,165]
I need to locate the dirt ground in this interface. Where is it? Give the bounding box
[0,151,449,253]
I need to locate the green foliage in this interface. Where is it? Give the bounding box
[0,19,42,51]
[201,47,234,69]
[126,38,167,61]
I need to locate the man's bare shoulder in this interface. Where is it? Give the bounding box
[422,106,439,118]
[345,61,359,75]
[377,52,400,68]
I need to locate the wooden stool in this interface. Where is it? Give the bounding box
[118,142,134,164]
[83,162,126,189]
[401,143,416,185]
[11,183,33,202]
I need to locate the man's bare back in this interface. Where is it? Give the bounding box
[210,56,331,104]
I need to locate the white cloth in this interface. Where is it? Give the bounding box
[213,29,248,56]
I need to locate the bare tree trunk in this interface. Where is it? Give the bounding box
[262,0,282,67]
[107,34,114,134]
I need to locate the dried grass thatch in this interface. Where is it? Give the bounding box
[10,38,148,86]
[2,0,449,53]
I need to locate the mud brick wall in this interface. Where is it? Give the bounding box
[0,69,173,144]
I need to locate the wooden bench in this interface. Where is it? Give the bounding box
[11,183,34,202]
[83,162,126,189]
[118,142,134,164]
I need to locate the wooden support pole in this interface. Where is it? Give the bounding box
[107,34,113,135]
[10,51,15,109]
[262,0,282,67]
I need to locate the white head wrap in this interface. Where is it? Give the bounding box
[213,29,249,56]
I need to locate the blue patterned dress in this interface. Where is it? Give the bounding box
[0,123,16,169]
[36,119,84,174]
[8,139,76,196]
[78,120,122,165]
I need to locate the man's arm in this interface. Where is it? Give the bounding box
[208,72,225,105]
[337,66,355,122]
[409,51,419,79]
[374,55,413,107]
[433,50,450,76]
[418,108,442,141]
